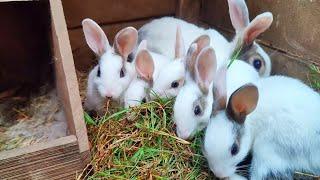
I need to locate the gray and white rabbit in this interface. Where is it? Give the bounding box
[123,27,186,108]
[204,75,320,179]
[138,0,273,77]
[173,42,259,140]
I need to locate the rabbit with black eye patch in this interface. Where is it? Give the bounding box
[123,27,186,108]
[204,74,320,179]
[138,0,273,78]
[82,19,138,111]
[173,36,259,140]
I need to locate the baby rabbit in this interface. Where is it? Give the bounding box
[82,19,138,111]
[138,0,273,77]
[174,42,259,140]
[123,27,186,108]
[228,0,273,77]
[204,76,320,179]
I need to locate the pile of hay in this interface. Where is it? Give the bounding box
[0,86,67,151]
[77,98,214,179]
[76,66,320,179]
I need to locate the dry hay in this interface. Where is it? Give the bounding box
[76,68,320,179]
[79,100,214,179]
[0,85,67,151]
[76,70,215,179]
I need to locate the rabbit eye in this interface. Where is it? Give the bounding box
[127,53,134,63]
[194,105,202,116]
[171,81,179,88]
[141,97,147,103]
[97,66,101,77]
[252,58,262,70]
[231,142,239,156]
[120,68,125,78]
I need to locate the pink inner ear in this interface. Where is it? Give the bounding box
[243,12,273,45]
[231,84,259,115]
[228,0,249,30]
[135,50,154,82]
[115,27,138,59]
[196,47,217,92]
[214,66,227,101]
[82,19,109,56]
[193,35,210,53]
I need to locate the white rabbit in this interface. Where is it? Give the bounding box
[123,27,186,108]
[138,17,230,72]
[139,0,273,77]
[227,0,273,77]
[204,76,320,179]
[173,45,259,140]
[82,18,138,111]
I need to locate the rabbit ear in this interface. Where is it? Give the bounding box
[227,84,258,124]
[175,25,186,59]
[114,27,138,60]
[243,12,273,45]
[186,35,211,77]
[194,47,217,94]
[192,34,210,52]
[82,18,110,57]
[213,65,227,112]
[228,0,249,31]
[135,49,154,82]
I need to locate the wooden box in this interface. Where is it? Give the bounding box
[0,0,90,179]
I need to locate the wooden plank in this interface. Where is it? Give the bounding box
[50,0,90,165]
[176,0,201,24]
[0,136,82,179]
[62,0,177,29]
[200,0,320,66]
[69,19,149,71]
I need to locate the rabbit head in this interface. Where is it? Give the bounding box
[228,0,273,77]
[204,83,259,179]
[82,18,138,100]
[150,26,186,99]
[173,35,216,139]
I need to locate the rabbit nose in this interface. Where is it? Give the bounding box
[106,96,112,99]
[176,128,190,140]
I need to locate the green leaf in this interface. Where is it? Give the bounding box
[84,112,96,125]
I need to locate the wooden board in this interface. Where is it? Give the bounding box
[62,0,177,29]
[200,0,320,67]
[50,0,90,165]
[176,0,201,24]
[0,1,90,179]
[69,19,149,71]
[0,136,82,179]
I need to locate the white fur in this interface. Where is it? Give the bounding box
[174,60,259,139]
[139,17,231,70]
[123,51,185,108]
[204,76,320,179]
[82,19,137,111]
[139,0,272,77]
[85,49,136,111]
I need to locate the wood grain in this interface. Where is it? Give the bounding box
[50,0,90,165]
[176,0,201,24]
[0,136,82,179]
[200,0,320,66]
[62,0,177,29]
